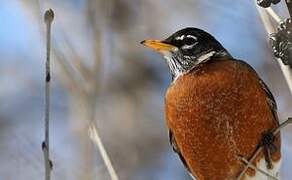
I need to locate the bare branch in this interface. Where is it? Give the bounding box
[42,8,54,180]
[237,118,292,180]
[236,155,277,180]
[23,2,119,179]
[88,123,119,180]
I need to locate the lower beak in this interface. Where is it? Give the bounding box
[141,40,176,52]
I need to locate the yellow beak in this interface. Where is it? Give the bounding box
[141,40,176,52]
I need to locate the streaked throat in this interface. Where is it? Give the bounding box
[162,50,217,82]
[162,51,186,82]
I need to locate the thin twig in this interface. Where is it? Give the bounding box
[24,1,119,179]
[42,9,54,180]
[20,1,89,99]
[237,118,292,179]
[88,123,119,180]
[273,117,292,134]
[236,146,263,179]
[236,155,277,180]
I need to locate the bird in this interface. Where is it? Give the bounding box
[141,28,281,180]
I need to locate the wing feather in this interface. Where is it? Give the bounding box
[236,59,279,125]
[169,130,197,179]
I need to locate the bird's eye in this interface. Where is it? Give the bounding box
[184,38,196,45]
[180,35,198,50]
[184,35,197,45]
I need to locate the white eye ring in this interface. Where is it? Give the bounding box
[175,35,185,40]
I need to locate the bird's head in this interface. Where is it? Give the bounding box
[141,27,231,81]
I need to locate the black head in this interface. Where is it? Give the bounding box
[141,27,231,81]
[162,28,227,58]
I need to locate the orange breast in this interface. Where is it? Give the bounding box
[165,59,281,180]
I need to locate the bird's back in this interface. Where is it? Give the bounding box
[165,59,281,179]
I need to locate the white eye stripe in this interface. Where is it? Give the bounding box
[186,35,197,40]
[175,34,197,41]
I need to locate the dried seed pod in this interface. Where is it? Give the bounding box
[270,18,292,67]
[257,0,281,8]
[257,0,272,8]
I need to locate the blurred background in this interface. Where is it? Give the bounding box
[0,0,291,180]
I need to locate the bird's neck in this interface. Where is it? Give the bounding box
[164,50,231,82]
[163,51,186,81]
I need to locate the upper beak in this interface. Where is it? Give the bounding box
[140,40,176,52]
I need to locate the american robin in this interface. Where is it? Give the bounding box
[141,28,281,180]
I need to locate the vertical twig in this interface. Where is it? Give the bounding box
[255,0,292,94]
[42,9,54,180]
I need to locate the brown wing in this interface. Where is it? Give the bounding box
[236,59,279,125]
[169,130,196,179]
